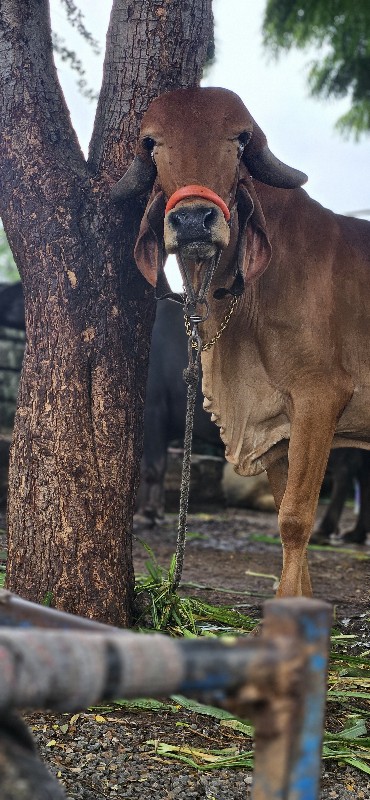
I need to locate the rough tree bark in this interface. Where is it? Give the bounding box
[0,0,213,625]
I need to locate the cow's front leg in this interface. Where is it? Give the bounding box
[267,454,312,597]
[276,389,351,597]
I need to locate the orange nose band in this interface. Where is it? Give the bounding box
[165,184,231,222]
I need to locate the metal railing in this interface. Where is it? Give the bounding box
[0,590,332,800]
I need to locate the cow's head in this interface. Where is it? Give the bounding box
[112,88,307,296]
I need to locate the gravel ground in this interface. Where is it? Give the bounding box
[25,707,370,800]
[26,708,254,799]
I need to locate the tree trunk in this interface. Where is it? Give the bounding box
[0,0,213,625]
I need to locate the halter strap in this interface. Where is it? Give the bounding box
[165,184,231,222]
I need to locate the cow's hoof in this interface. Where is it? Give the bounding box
[310,530,334,545]
[341,528,367,545]
[133,510,165,529]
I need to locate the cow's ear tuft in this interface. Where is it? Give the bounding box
[134,190,166,286]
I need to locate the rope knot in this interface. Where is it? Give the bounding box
[183,360,199,387]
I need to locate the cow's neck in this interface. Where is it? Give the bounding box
[198,267,257,346]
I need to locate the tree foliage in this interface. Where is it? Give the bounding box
[262,0,370,138]
[51,0,101,102]
[58,0,100,50]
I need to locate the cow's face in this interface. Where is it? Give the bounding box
[140,89,252,264]
[112,88,307,291]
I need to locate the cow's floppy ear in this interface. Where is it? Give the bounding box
[236,179,272,283]
[134,189,166,287]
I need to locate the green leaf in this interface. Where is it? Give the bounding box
[327,691,370,700]
[146,740,254,771]
[170,695,236,720]
[220,719,254,737]
[59,724,69,734]
[42,591,54,607]
[113,698,178,713]
[340,758,370,775]
[325,717,367,741]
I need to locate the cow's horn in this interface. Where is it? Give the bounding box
[111,156,156,202]
[245,144,308,189]
[244,121,307,189]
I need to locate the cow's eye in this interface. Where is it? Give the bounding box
[143,137,156,161]
[237,131,251,154]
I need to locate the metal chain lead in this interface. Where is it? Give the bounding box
[184,294,238,351]
[170,326,201,591]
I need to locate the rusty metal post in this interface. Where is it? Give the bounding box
[0,593,331,800]
[0,589,118,631]
[248,598,332,800]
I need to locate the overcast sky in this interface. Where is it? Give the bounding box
[49,0,370,288]
[50,0,369,215]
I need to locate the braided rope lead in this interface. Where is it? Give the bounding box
[170,328,201,591]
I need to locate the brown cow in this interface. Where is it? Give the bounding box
[113,87,370,598]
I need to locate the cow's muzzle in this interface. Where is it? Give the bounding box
[164,186,231,261]
[164,201,230,259]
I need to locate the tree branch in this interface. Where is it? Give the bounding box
[0,0,87,248]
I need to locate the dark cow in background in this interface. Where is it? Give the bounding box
[0,283,24,330]
[113,86,370,597]
[317,449,370,543]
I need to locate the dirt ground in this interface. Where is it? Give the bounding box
[132,504,370,622]
[2,502,370,798]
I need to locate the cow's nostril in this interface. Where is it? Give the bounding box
[170,212,182,228]
[203,208,217,230]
